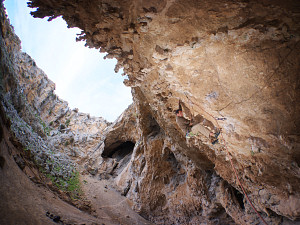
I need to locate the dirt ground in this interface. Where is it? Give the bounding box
[81,175,152,225]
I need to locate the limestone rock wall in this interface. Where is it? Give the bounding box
[0,2,108,189]
[12,44,109,161]
[0,3,78,190]
[6,0,300,224]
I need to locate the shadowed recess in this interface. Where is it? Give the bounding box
[102,141,135,161]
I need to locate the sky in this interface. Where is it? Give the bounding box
[4,0,132,122]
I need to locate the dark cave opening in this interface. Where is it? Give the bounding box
[232,187,245,210]
[102,141,135,161]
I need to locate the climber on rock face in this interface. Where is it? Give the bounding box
[175,109,192,135]
[175,109,220,144]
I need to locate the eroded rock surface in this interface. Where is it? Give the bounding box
[1,0,300,224]
[1,1,109,169]
[28,0,300,224]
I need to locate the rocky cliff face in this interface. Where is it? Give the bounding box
[12,41,109,162]
[0,2,108,198]
[1,0,300,224]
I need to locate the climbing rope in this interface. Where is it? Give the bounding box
[184,94,268,225]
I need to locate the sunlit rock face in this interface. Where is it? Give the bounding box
[0,1,109,189]
[13,49,109,161]
[3,0,300,224]
[1,14,109,161]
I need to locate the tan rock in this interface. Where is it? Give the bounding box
[3,0,300,224]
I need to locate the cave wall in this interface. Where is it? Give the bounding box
[6,0,300,224]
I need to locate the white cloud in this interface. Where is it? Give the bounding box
[4,0,132,122]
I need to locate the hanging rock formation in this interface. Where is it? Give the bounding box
[1,0,300,224]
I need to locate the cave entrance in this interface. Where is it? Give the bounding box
[101,141,135,178]
[102,141,135,162]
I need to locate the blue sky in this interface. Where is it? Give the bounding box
[4,0,132,122]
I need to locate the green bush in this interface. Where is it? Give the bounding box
[67,171,82,199]
[65,119,70,127]
[44,126,51,136]
[42,169,82,200]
